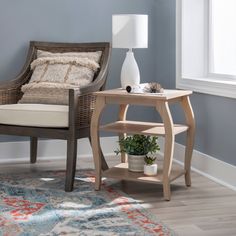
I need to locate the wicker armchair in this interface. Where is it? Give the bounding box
[0,41,111,191]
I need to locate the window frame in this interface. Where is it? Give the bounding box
[176,0,236,99]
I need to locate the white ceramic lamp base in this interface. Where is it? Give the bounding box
[121,49,140,89]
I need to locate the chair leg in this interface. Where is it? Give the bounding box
[30,137,38,164]
[65,137,77,192]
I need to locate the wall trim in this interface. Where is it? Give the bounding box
[0,136,235,191]
[0,137,119,164]
[158,137,236,191]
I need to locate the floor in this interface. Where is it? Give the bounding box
[1,156,236,236]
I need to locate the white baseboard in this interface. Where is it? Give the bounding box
[0,136,119,164]
[0,136,235,191]
[158,137,236,191]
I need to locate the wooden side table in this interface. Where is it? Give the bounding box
[90,89,195,200]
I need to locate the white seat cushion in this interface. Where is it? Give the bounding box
[0,104,68,127]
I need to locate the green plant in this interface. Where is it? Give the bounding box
[144,156,156,165]
[115,134,160,156]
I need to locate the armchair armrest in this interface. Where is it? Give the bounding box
[0,74,33,105]
[79,73,107,95]
[0,69,32,105]
[79,43,110,95]
[0,87,22,105]
[0,42,35,104]
[68,88,97,129]
[68,89,80,133]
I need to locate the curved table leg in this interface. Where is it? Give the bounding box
[90,96,106,190]
[156,101,174,201]
[89,136,108,171]
[180,96,195,187]
[118,104,129,163]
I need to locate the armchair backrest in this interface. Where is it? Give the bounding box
[0,42,111,106]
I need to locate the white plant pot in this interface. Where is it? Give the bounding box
[128,154,145,172]
[144,164,158,176]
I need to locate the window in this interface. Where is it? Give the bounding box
[176,0,236,99]
[209,0,236,78]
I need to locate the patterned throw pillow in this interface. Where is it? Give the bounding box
[18,51,102,105]
[37,50,102,63]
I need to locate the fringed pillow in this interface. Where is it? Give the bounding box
[19,51,102,105]
[37,50,102,63]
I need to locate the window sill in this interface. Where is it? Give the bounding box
[176,77,236,99]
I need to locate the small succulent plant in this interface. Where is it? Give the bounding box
[144,82,164,93]
[144,156,157,165]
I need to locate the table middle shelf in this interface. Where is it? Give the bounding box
[100,120,188,136]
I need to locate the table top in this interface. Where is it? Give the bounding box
[94,88,192,101]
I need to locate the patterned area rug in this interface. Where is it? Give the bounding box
[0,170,175,235]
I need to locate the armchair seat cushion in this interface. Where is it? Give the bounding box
[0,104,68,127]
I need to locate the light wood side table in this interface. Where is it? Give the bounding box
[90,89,195,201]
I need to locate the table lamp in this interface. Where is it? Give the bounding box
[112,14,148,89]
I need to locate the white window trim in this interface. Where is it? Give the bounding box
[176,0,236,99]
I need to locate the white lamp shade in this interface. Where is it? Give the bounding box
[112,14,148,49]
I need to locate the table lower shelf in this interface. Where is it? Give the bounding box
[102,162,186,184]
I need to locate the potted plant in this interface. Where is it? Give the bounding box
[144,156,158,176]
[115,134,160,172]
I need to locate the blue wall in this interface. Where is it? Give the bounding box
[0,0,157,141]
[0,0,235,166]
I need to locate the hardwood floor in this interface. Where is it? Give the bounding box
[0,157,236,236]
